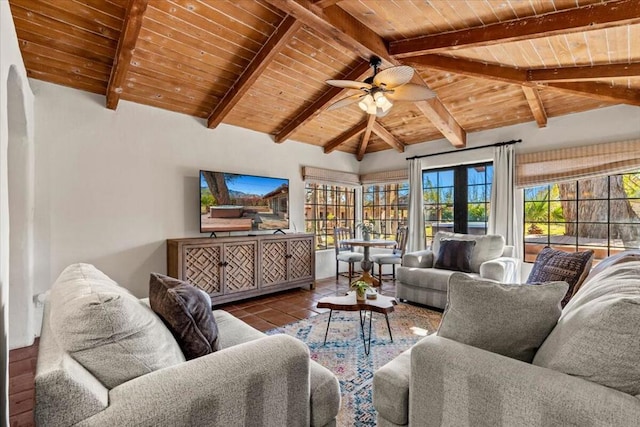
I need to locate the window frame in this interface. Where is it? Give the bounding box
[422,161,493,246]
[304,182,357,251]
[361,181,409,239]
[522,170,640,262]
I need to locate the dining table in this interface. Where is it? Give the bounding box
[340,238,397,288]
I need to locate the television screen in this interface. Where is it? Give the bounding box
[200,170,289,234]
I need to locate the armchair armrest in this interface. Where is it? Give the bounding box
[410,336,640,426]
[479,256,520,283]
[78,335,312,427]
[402,250,434,268]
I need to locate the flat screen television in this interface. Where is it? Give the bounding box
[200,170,289,234]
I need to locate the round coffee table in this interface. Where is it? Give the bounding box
[316,291,397,355]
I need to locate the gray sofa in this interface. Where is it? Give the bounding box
[374,252,640,426]
[396,232,519,309]
[35,263,340,426]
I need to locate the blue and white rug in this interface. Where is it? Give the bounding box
[268,303,441,426]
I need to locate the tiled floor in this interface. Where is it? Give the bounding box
[7,275,397,426]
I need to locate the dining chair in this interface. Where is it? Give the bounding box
[334,227,364,283]
[371,226,408,285]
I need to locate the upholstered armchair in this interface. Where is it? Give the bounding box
[396,231,519,309]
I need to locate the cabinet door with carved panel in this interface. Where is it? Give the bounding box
[288,237,314,282]
[223,240,258,294]
[182,243,224,297]
[261,240,288,287]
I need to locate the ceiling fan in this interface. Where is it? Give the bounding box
[325,56,436,117]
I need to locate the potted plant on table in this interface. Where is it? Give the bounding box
[351,280,370,301]
[356,221,375,241]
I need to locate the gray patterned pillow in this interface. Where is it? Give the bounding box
[438,273,568,362]
[527,247,594,307]
[434,239,476,273]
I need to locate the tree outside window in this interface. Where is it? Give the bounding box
[523,171,640,262]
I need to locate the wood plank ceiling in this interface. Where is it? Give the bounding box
[9,0,640,160]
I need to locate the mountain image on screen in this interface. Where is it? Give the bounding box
[200,170,289,233]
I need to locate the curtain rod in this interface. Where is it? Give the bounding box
[405,139,522,161]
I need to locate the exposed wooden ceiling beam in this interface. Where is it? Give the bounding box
[357,114,376,161]
[274,60,371,143]
[405,54,527,84]
[263,0,390,67]
[527,62,640,83]
[372,122,405,152]
[313,0,343,9]
[263,0,466,149]
[521,87,548,128]
[415,100,466,148]
[207,15,301,129]
[390,0,640,58]
[323,120,368,153]
[406,54,640,106]
[106,0,148,110]
[545,82,640,106]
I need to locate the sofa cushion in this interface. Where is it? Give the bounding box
[373,347,412,425]
[149,273,219,360]
[437,273,568,362]
[533,261,640,395]
[217,310,340,427]
[49,264,185,389]
[432,232,505,273]
[580,250,640,287]
[397,267,457,293]
[434,239,476,273]
[526,247,594,307]
[213,310,265,349]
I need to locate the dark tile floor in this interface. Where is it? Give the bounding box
[8,274,396,426]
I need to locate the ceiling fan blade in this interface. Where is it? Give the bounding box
[385,83,436,102]
[326,94,365,111]
[373,66,414,88]
[325,79,372,90]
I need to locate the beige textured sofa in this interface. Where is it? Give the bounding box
[35,264,340,426]
[374,252,640,426]
[396,232,519,309]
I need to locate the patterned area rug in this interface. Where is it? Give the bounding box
[268,303,442,426]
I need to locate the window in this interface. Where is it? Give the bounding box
[422,162,493,247]
[305,183,356,250]
[523,171,640,262]
[362,182,409,239]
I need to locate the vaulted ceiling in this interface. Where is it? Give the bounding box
[9,0,640,160]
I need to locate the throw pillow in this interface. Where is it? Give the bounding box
[434,239,476,273]
[149,273,219,360]
[49,264,185,389]
[533,261,640,395]
[526,247,594,307]
[437,273,568,362]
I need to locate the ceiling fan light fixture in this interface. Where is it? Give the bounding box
[358,94,376,114]
[373,92,393,111]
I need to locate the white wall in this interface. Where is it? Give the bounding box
[31,80,359,302]
[361,105,640,173]
[1,0,36,421]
